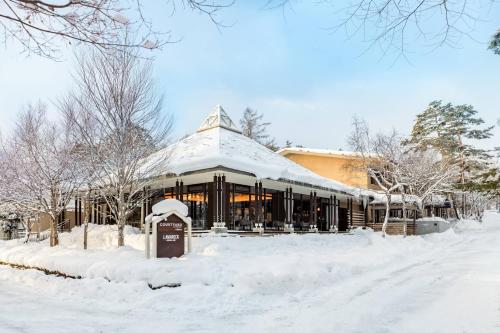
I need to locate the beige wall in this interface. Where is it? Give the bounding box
[32,210,82,233]
[282,152,379,190]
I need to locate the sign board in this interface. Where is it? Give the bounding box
[144,199,192,259]
[156,214,185,258]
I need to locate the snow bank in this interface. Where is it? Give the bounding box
[1,212,498,290]
[0,221,460,290]
[2,211,500,333]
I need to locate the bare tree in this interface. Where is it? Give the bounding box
[269,1,496,56]
[348,116,407,236]
[400,149,459,212]
[61,47,172,247]
[0,0,233,58]
[0,102,84,246]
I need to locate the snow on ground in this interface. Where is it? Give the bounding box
[0,212,500,333]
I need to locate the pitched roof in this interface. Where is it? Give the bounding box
[146,105,354,194]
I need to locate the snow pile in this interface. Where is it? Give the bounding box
[58,224,143,250]
[1,211,500,332]
[0,222,455,289]
[150,199,188,216]
[453,218,484,232]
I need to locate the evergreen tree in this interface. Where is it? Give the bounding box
[240,108,278,151]
[405,100,494,216]
[489,29,500,55]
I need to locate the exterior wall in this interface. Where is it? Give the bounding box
[281,152,380,191]
[31,210,83,234]
[283,153,370,189]
[351,202,366,228]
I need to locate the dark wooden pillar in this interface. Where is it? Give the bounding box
[259,181,263,225]
[220,175,226,223]
[263,188,267,229]
[212,175,218,224]
[180,181,184,203]
[74,197,79,227]
[231,183,236,229]
[349,198,353,228]
[364,199,368,226]
[333,195,337,230]
[175,180,180,201]
[328,195,333,230]
[313,191,317,226]
[255,182,259,225]
[284,188,289,226]
[309,191,313,225]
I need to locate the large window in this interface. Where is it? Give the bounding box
[229,184,273,231]
[164,184,208,229]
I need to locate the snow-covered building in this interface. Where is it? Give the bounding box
[121,105,363,232]
[279,147,456,234]
[74,105,372,233]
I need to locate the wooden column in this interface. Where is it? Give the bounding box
[328,195,333,230]
[263,188,267,229]
[255,182,259,225]
[232,183,236,229]
[220,175,226,224]
[175,180,179,200]
[180,181,184,203]
[349,198,353,228]
[313,191,318,227]
[217,177,221,224]
[309,191,313,225]
[213,175,218,224]
[74,197,78,227]
[333,195,337,230]
[364,200,368,226]
[259,182,263,225]
[286,188,290,225]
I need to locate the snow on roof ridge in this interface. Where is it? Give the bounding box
[277,147,364,157]
[197,104,242,134]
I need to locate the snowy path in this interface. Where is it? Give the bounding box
[1,214,500,333]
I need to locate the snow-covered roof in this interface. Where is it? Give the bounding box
[371,193,421,206]
[278,147,365,158]
[146,105,354,195]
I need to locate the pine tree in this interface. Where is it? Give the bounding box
[489,29,500,55]
[405,100,494,216]
[240,108,277,151]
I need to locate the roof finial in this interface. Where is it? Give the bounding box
[197,105,242,134]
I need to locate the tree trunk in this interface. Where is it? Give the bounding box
[50,216,59,247]
[83,195,91,250]
[451,193,461,220]
[118,220,125,247]
[381,194,391,237]
[402,193,407,238]
[24,218,32,243]
[117,191,125,247]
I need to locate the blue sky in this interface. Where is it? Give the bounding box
[0,1,499,150]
